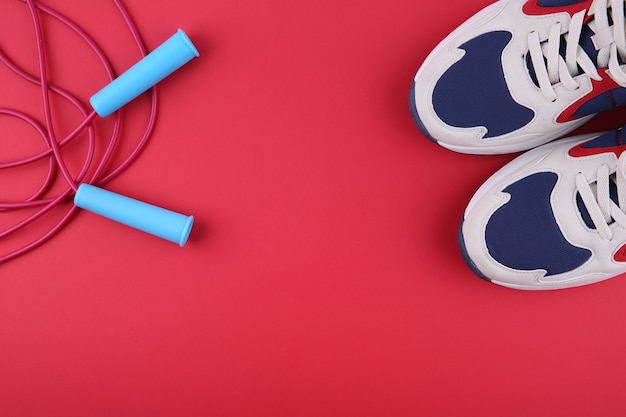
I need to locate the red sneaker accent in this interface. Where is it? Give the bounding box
[569,142,626,158]
[613,244,626,262]
[522,0,593,19]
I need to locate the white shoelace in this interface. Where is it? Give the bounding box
[576,151,626,240]
[528,0,626,102]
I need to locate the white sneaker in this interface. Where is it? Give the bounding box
[460,128,626,289]
[410,0,626,154]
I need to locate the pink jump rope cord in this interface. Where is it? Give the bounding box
[0,0,158,263]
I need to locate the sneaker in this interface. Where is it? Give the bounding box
[410,0,626,154]
[459,127,626,289]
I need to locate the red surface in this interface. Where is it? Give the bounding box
[1,0,626,416]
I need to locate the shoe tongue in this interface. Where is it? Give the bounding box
[575,130,622,229]
[576,180,619,229]
[526,19,604,87]
[579,128,623,149]
[579,21,601,65]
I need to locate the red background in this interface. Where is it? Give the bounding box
[1,0,626,416]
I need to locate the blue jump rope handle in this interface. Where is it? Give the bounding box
[90,29,199,117]
[74,184,194,246]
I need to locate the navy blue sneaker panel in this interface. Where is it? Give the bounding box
[580,129,622,149]
[431,31,535,138]
[573,91,619,118]
[485,172,591,276]
[609,88,626,106]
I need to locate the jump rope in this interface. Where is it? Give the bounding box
[1,0,198,263]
